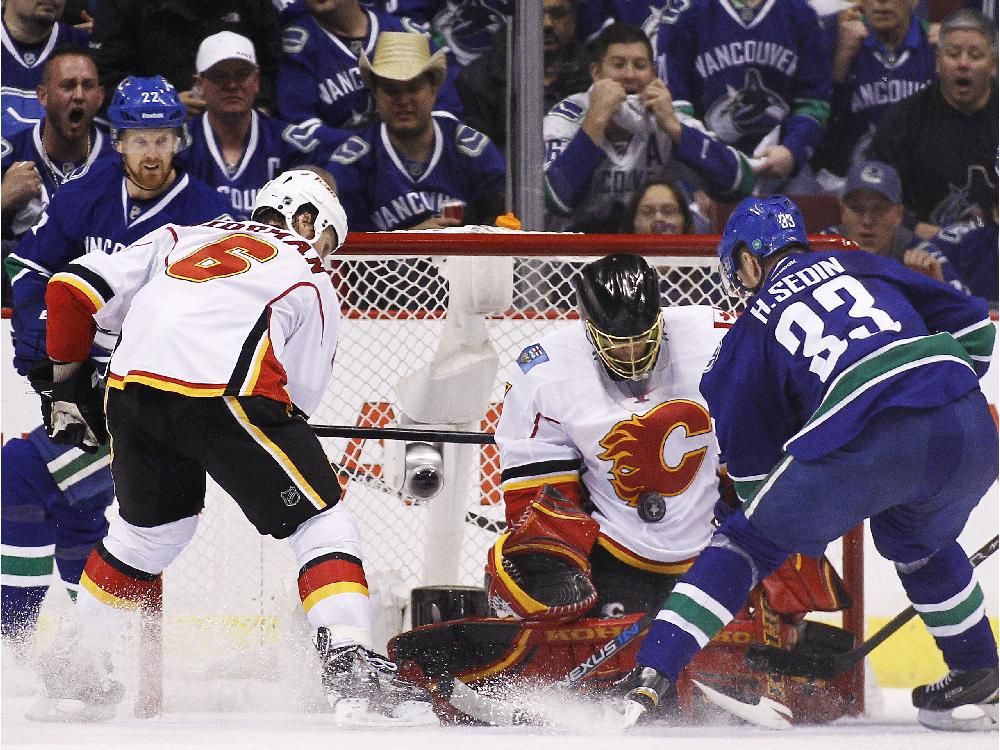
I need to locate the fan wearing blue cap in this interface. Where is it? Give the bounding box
[618,193,998,733]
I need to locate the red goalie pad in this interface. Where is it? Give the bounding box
[761,553,852,615]
[390,596,858,725]
[484,485,599,623]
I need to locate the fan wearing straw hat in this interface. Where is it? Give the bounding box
[276,0,463,131]
[327,32,505,231]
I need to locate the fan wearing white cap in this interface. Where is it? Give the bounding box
[179,31,351,220]
[327,32,506,231]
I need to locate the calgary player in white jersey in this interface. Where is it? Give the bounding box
[486,254,733,621]
[26,168,436,727]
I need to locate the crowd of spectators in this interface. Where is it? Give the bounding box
[0,0,996,308]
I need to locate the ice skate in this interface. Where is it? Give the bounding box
[314,627,438,728]
[912,667,998,731]
[25,647,124,723]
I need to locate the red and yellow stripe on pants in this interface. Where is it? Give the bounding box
[79,542,162,610]
[298,552,369,620]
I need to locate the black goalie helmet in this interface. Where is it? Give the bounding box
[574,254,664,381]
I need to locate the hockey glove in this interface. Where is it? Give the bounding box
[28,359,108,452]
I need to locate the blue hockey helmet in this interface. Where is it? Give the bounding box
[716,195,808,296]
[107,75,186,133]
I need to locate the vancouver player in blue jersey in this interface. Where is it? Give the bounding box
[7,75,230,374]
[619,195,998,732]
[1,76,228,656]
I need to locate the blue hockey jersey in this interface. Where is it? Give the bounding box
[700,249,993,499]
[820,16,934,175]
[934,221,999,309]
[6,158,230,374]
[327,113,505,230]
[177,112,350,219]
[276,9,463,129]
[655,0,831,170]
[1,22,90,138]
[1,120,113,236]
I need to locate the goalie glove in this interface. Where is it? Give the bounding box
[28,360,108,453]
[484,484,599,623]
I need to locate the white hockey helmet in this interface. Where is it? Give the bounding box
[253,169,349,252]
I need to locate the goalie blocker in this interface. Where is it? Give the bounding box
[391,552,857,725]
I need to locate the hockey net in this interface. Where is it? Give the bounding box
[126,228,865,713]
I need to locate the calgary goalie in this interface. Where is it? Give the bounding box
[390,254,856,724]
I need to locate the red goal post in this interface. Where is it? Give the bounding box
[148,228,865,714]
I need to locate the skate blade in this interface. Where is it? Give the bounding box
[25,695,116,723]
[334,698,439,728]
[917,703,998,732]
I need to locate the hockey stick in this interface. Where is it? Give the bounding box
[313,424,495,444]
[431,613,656,727]
[745,534,1000,680]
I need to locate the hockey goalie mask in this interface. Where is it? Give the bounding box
[575,254,663,381]
[253,169,349,262]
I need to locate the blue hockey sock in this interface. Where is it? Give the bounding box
[897,540,998,671]
[636,542,757,680]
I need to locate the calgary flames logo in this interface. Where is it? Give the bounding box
[597,400,712,507]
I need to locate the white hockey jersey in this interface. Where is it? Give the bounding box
[495,305,733,566]
[47,218,341,416]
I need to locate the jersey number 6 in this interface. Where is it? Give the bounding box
[167,234,278,283]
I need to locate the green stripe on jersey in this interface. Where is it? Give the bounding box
[1,554,54,577]
[955,322,996,360]
[806,334,972,430]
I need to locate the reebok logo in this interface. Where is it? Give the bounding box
[945,687,963,700]
[140,113,165,119]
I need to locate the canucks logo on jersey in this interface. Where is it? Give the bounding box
[704,69,788,144]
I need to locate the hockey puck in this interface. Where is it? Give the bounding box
[637,492,666,523]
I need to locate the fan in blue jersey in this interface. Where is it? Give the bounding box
[328,32,505,231]
[824,160,970,294]
[813,0,935,183]
[178,31,350,220]
[1,0,90,139]
[2,47,112,243]
[617,195,998,732]
[934,218,999,310]
[654,0,832,193]
[1,76,229,658]
[544,23,754,233]
[276,0,464,131]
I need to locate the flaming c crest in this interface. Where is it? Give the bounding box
[597,400,711,507]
